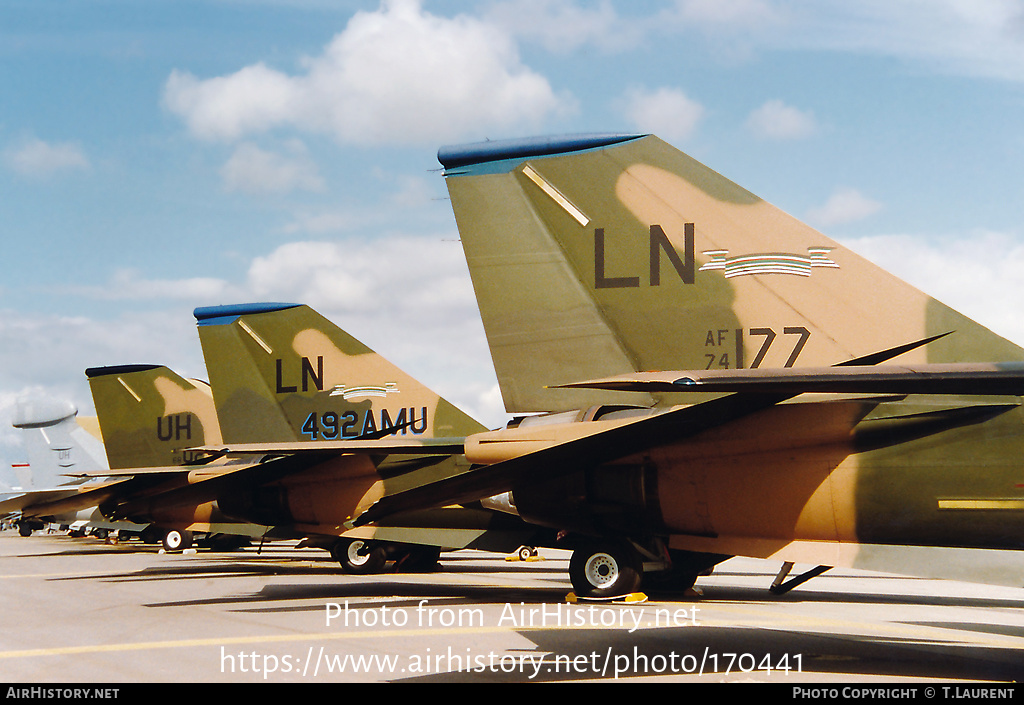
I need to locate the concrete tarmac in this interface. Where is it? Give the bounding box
[2,530,1024,683]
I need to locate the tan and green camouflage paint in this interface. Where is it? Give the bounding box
[444,135,1024,413]
[83,364,240,532]
[196,304,485,444]
[443,134,1024,579]
[86,365,222,470]
[193,304,521,544]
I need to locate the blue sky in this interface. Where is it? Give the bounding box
[3,0,1024,474]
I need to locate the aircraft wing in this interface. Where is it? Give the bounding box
[22,456,300,521]
[111,437,478,519]
[554,362,1024,396]
[354,389,790,526]
[0,487,83,515]
[16,478,139,519]
[352,334,976,526]
[43,439,466,521]
[17,460,253,518]
[105,454,318,518]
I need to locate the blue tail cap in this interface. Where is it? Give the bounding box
[194,302,301,326]
[438,133,646,175]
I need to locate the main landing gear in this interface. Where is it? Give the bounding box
[569,539,643,598]
[330,539,442,575]
[568,538,729,599]
[161,529,193,552]
[332,538,387,574]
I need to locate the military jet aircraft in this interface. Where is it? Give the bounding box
[79,364,268,551]
[38,303,544,570]
[0,396,146,538]
[10,365,269,550]
[353,133,1024,598]
[190,302,546,570]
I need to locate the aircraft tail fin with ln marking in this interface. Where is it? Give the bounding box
[194,303,487,445]
[439,134,1024,413]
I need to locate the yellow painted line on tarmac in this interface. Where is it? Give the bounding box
[0,570,125,580]
[0,621,633,660]
[0,627,477,660]
[5,597,1024,661]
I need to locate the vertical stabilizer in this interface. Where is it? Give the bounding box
[440,134,1024,412]
[12,398,107,487]
[194,303,486,444]
[86,365,221,469]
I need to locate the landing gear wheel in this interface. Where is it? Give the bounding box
[18,523,32,537]
[569,540,643,598]
[162,529,193,552]
[332,539,387,574]
[517,545,537,561]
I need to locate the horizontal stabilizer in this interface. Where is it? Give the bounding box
[63,464,215,478]
[556,362,1024,396]
[189,437,466,457]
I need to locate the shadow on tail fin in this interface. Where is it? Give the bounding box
[440,134,1024,413]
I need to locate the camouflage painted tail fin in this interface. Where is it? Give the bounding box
[86,365,222,469]
[194,303,486,444]
[439,134,1024,412]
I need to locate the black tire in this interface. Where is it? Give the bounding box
[332,539,387,574]
[162,529,193,552]
[569,540,643,598]
[517,545,537,561]
[18,523,32,537]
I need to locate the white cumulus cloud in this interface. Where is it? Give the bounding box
[669,0,780,26]
[485,0,634,53]
[220,141,324,194]
[745,99,818,140]
[806,187,882,227]
[5,137,90,178]
[163,0,568,145]
[242,235,505,425]
[623,87,705,143]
